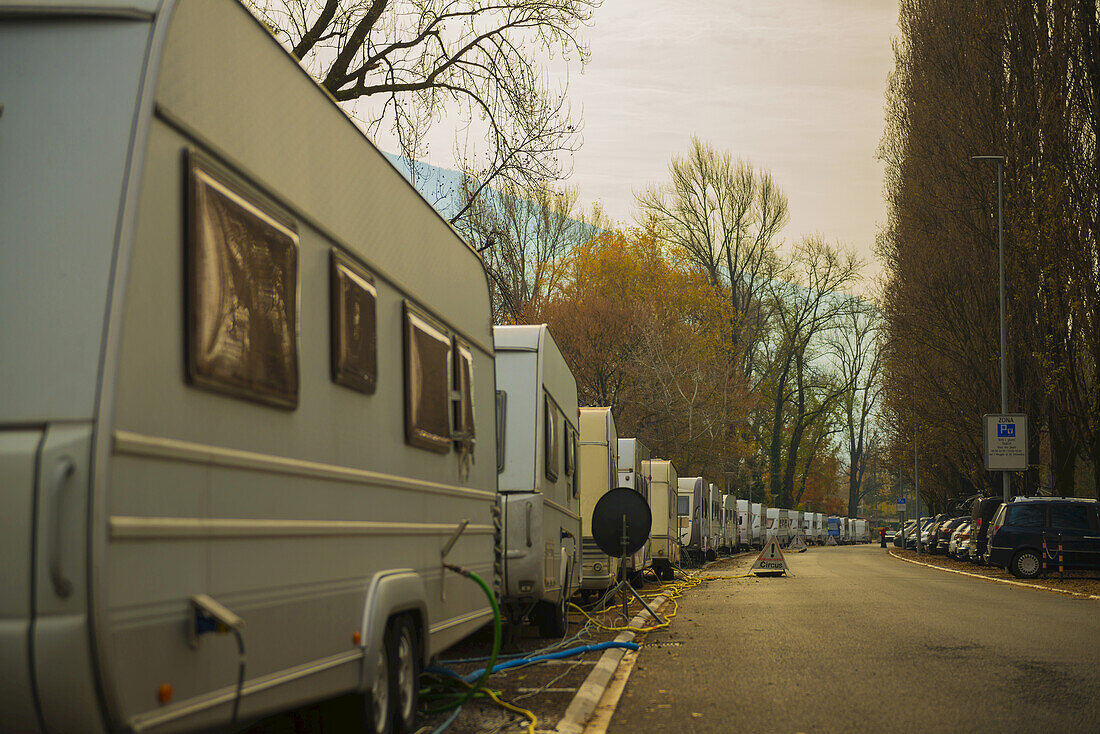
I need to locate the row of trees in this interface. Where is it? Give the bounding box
[460,138,883,516]
[248,1,887,515]
[879,0,1100,510]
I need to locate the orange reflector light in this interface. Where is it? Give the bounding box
[352,631,361,645]
[158,684,173,705]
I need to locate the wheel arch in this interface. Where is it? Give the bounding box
[359,569,430,684]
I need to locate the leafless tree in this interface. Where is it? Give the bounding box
[837,298,883,516]
[248,0,598,221]
[452,179,606,323]
[762,237,862,509]
[635,136,789,377]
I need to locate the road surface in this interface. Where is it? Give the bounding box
[606,545,1100,733]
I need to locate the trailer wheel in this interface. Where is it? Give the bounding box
[364,635,393,734]
[388,616,420,733]
[536,590,568,638]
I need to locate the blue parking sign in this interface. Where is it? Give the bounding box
[998,423,1015,438]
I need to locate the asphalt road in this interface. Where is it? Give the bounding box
[607,545,1100,733]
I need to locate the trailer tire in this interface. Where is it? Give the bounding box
[536,590,568,638]
[388,616,420,733]
[364,635,393,734]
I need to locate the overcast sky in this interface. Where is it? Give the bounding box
[559,0,900,276]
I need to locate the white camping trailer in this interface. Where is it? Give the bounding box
[579,408,619,592]
[677,477,709,564]
[723,495,738,552]
[751,502,767,548]
[0,1,498,731]
[493,325,582,636]
[788,510,802,544]
[736,499,753,550]
[814,512,826,544]
[643,460,679,580]
[765,507,791,545]
[854,519,869,543]
[617,439,652,584]
[708,484,723,559]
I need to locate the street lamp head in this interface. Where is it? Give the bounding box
[971,155,1006,162]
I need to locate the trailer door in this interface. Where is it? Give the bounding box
[0,429,47,732]
[1,11,155,733]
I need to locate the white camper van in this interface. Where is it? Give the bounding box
[814,512,826,544]
[643,460,679,580]
[617,439,652,584]
[493,325,582,637]
[677,477,709,564]
[0,1,498,731]
[579,408,619,592]
[723,495,738,553]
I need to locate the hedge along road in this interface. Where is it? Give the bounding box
[602,545,1100,733]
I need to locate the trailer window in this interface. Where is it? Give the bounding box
[330,250,376,394]
[677,496,689,515]
[403,303,451,453]
[452,337,475,454]
[186,152,299,408]
[544,395,560,481]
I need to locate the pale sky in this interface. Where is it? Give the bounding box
[560,0,900,276]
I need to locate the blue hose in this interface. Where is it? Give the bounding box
[426,640,640,685]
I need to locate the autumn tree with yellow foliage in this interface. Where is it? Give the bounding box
[537,229,756,478]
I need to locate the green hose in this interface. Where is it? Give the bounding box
[423,564,501,714]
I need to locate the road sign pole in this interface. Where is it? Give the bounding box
[914,433,922,554]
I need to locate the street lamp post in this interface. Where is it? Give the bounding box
[972,154,1010,504]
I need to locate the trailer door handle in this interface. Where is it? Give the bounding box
[525,502,533,548]
[49,456,76,598]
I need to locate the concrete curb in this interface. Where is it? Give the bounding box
[887,550,1100,600]
[553,594,668,734]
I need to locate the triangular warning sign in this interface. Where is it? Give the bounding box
[826,535,838,546]
[787,533,808,552]
[751,536,789,576]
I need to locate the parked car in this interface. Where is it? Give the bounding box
[907,517,934,550]
[933,517,968,555]
[968,496,1004,564]
[987,497,1100,579]
[921,513,950,550]
[949,522,971,559]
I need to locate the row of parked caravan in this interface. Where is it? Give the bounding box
[675,495,875,563]
[0,4,876,732]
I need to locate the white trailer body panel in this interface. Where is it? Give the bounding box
[736,499,753,548]
[723,495,738,550]
[751,503,767,546]
[617,439,652,577]
[708,484,723,553]
[765,508,791,545]
[493,325,582,612]
[0,1,498,731]
[644,460,679,569]
[579,408,618,590]
[677,477,708,556]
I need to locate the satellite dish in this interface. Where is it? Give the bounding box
[591,487,652,557]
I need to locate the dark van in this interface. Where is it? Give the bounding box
[986,497,1100,578]
[968,496,1004,564]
